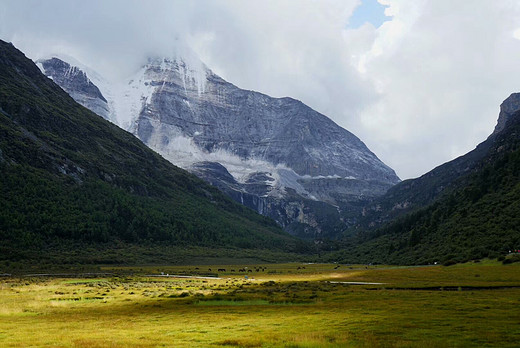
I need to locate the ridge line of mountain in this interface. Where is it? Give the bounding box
[0,39,311,264]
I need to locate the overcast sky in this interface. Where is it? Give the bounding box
[1,0,520,179]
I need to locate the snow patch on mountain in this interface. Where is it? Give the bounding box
[142,119,311,198]
[35,61,45,75]
[110,66,156,131]
[36,51,209,131]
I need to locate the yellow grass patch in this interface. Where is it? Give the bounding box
[1,262,519,347]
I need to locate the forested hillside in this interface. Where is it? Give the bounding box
[331,104,520,265]
[0,40,307,263]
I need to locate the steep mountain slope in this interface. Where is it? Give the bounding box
[0,40,304,262]
[37,54,399,239]
[353,94,520,230]
[332,94,520,264]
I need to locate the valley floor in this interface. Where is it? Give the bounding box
[0,261,519,347]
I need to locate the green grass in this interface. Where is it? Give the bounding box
[0,261,519,347]
[196,299,272,306]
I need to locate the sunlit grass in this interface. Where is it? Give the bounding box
[1,261,519,347]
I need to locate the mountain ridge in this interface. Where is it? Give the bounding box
[331,92,520,264]
[37,53,399,239]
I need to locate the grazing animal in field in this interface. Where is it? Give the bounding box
[248,269,252,272]
[231,269,235,272]
[239,269,246,272]
[218,268,226,272]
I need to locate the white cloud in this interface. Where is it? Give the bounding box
[347,0,520,178]
[1,0,520,179]
[190,0,374,118]
[514,28,520,40]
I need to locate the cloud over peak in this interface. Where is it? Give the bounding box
[1,0,520,179]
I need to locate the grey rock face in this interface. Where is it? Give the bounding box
[37,58,111,121]
[136,58,399,183]
[299,177,392,205]
[38,55,400,239]
[190,161,344,239]
[492,93,520,136]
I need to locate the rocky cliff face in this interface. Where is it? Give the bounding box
[37,57,111,121]
[37,54,400,239]
[492,93,520,136]
[135,58,397,180]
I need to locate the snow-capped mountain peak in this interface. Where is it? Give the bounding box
[37,50,400,239]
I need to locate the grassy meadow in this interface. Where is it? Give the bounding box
[1,261,519,347]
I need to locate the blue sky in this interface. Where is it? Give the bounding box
[349,0,390,28]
